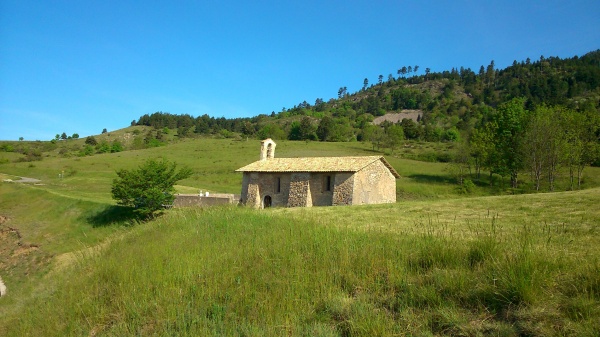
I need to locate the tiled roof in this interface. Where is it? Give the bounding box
[236,156,400,178]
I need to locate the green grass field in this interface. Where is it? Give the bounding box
[1,137,599,336]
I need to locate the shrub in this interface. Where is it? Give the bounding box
[111,158,192,219]
[0,144,14,152]
[443,127,460,142]
[146,139,164,148]
[111,141,124,153]
[78,145,95,157]
[85,136,97,146]
[457,179,476,194]
[95,141,111,153]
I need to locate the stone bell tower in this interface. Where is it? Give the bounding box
[259,138,276,161]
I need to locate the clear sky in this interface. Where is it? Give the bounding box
[1,0,599,141]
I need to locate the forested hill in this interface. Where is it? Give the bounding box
[135,50,600,143]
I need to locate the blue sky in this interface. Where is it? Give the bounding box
[1,0,599,141]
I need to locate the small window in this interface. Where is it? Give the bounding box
[324,175,332,192]
[275,177,281,193]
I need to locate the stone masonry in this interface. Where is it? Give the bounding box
[236,139,399,209]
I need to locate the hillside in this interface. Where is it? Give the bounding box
[121,50,600,194]
[133,49,600,143]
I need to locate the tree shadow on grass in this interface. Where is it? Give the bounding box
[85,205,141,228]
[407,174,451,185]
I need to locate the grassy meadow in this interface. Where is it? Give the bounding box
[1,136,599,336]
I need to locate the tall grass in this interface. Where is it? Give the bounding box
[3,204,598,336]
[0,182,130,321]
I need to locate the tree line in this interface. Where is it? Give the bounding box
[464,98,599,191]
[134,51,599,150]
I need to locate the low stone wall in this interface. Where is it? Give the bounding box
[173,194,239,208]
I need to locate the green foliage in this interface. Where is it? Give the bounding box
[0,144,15,152]
[489,98,528,187]
[288,116,317,141]
[316,115,335,141]
[384,124,404,153]
[468,126,494,179]
[111,158,192,218]
[95,141,111,153]
[400,118,422,140]
[457,179,475,194]
[111,140,124,153]
[84,136,97,146]
[443,127,460,142]
[79,145,95,156]
[257,123,285,140]
[218,129,235,139]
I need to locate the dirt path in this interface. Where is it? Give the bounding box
[0,276,5,297]
[2,175,41,184]
[12,176,41,183]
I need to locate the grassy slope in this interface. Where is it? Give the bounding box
[1,138,599,336]
[4,137,597,202]
[0,138,474,201]
[0,182,127,320]
[1,189,599,336]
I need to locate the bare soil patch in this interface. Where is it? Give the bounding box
[0,216,52,296]
[372,110,422,125]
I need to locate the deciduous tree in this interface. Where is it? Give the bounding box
[384,124,404,154]
[316,116,335,141]
[490,98,527,188]
[469,126,494,179]
[561,109,600,189]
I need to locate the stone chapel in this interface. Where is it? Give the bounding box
[236,139,400,208]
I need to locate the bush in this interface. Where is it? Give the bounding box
[85,136,97,146]
[111,159,192,219]
[146,139,165,148]
[95,141,111,153]
[457,179,476,194]
[443,127,460,142]
[78,145,95,157]
[111,141,124,153]
[0,144,14,152]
